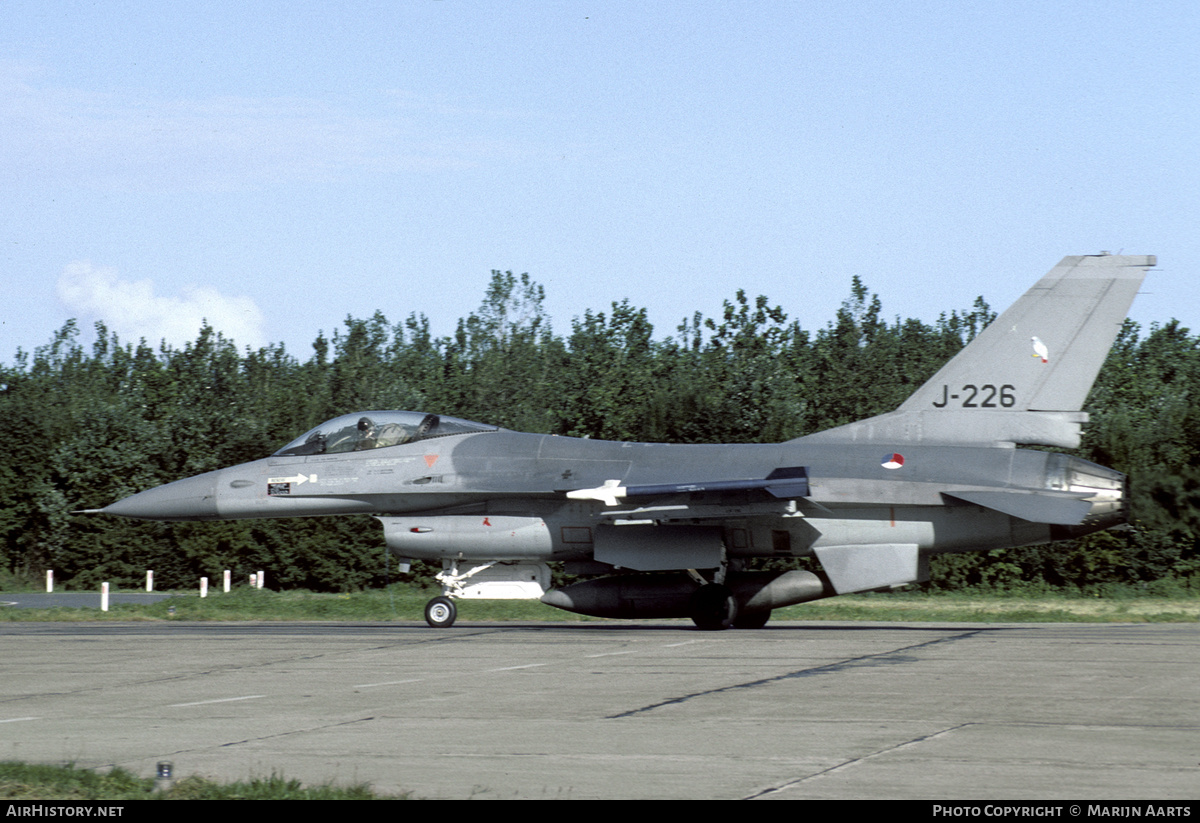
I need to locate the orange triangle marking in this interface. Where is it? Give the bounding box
[424,454,438,468]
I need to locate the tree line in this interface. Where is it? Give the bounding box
[2,270,1197,593]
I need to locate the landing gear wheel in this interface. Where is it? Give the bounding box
[424,596,457,628]
[689,583,738,631]
[733,610,770,630]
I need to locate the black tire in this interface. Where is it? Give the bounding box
[689,583,738,631]
[424,596,457,628]
[733,610,771,630]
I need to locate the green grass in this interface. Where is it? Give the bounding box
[785,590,1200,622]
[1,584,1197,623]
[0,761,401,800]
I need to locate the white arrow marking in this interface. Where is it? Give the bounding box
[268,474,317,485]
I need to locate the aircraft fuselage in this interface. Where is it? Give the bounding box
[101,427,1124,564]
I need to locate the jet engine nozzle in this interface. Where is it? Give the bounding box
[1048,455,1128,539]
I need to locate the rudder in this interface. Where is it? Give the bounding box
[797,253,1156,448]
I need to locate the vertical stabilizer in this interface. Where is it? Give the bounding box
[797,254,1156,447]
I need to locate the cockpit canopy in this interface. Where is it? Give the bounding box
[273,411,496,457]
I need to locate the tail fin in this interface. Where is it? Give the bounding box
[799,254,1156,448]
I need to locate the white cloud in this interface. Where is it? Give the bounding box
[56,261,266,350]
[0,65,519,191]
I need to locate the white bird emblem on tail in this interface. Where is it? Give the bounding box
[1031,336,1049,363]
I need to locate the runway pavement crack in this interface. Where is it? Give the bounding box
[108,715,383,765]
[216,715,379,749]
[605,629,983,719]
[743,722,974,799]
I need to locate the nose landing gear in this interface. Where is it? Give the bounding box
[424,596,457,628]
[422,560,552,628]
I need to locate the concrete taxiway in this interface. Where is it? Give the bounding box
[1,621,1196,800]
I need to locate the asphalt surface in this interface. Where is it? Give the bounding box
[1,621,1196,800]
[1,592,178,609]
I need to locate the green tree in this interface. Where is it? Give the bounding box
[558,300,658,441]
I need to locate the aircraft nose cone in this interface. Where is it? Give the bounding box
[101,471,221,521]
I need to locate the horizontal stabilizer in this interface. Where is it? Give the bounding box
[944,489,1093,525]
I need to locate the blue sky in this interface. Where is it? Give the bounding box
[2,1,1196,361]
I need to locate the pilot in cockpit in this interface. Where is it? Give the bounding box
[354,416,411,450]
[353,416,377,450]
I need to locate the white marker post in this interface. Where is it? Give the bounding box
[146,570,153,592]
[223,570,231,593]
[101,582,109,612]
[46,570,53,593]
[256,571,265,590]
[200,577,208,598]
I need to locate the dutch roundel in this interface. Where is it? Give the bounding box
[881,453,905,470]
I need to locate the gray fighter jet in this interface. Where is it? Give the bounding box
[93,254,1156,629]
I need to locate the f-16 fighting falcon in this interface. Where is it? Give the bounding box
[91,254,1156,629]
